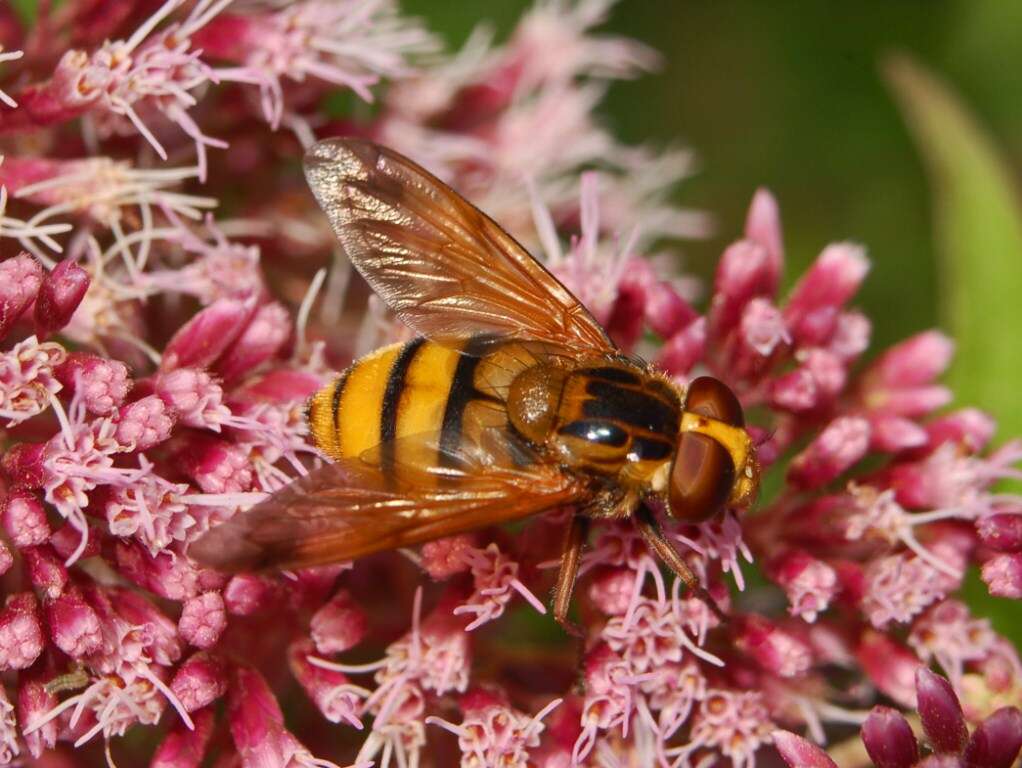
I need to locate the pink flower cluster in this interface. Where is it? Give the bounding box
[0,2,1019,767]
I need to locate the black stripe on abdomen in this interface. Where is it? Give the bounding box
[380,337,426,476]
[439,335,496,465]
[583,379,679,435]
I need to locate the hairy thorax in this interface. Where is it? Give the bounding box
[507,357,681,495]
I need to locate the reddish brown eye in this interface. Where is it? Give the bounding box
[684,376,744,426]
[669,433,734,522]
[668,377,743,522]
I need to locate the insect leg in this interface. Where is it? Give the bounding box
[552,513,590,636]
[633,504,727,623]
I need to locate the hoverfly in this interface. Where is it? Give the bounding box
[191,139,760,630]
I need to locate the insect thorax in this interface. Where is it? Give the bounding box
[507,358,681,488]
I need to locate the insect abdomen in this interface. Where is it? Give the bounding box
[307,336,529,472]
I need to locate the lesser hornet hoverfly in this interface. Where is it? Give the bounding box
[191,139,760,630]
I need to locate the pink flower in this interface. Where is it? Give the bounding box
[0,3,1019,766]
[0,592,44,671]
[229,665,348,768]
[427,688,562,768]
[178,592,226,649]
[0,335,66,426]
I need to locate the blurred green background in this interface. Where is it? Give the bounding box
[407,0,1022,639]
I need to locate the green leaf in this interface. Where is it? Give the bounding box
[884,54,1022,439]
[885,54,1022,648]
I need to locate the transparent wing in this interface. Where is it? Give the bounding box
[303,138,616,354]
[189,431,588,572]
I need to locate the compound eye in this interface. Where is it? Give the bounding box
[669,433,734,522]
[668,376,744,522]
[684,376,744,426]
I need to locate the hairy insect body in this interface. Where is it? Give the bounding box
[310,336,682,507]
[193,138,761,629]
[309,337,520,472]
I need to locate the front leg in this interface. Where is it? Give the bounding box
[633,504,727,622]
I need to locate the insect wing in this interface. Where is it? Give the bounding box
[189,432,588,572]
[303,138,616,355]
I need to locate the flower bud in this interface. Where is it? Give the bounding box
[861,706,919,768]
[773,729,838,768]
[588,568,636,615]
[604,277,647,351]
[0,252,43,340]
[916,668,968,754]
[870,330,955,388]
[925,409,996,454]
[49,520,100,561]
[646,281,698,339]
[161,296,255,371]
[114,394,176,450]
[981,554,1022,599]
[111,587,182,665]
[229,369,322,406]
[288,639,364,726]
[857,631,920,708]
[171,652,228,712]
[114,540,201,601]
[223,573,278,615]
[784,243,869,347]
[770,368,820,413]
[767,550,837,623]
[736,614,812,678]
[33,258,90,337]
[54,352,130,415]
[2,442,47,488]
[17,677,57,758]
[155,368,227,430]
[787,416,871,490]
[421,534,474,580]
[229,666,310,766]
[708,240,777,342]
[310,590,367,655]
[216,301,291,383]
[656,316,705,376]
[46,586,103,658]
[744,188,784,268]
[151,707,215,768]
[179,435,253,494]
[977,515,1022,553]
[1,489,50,547]
[178,591,227,649]
[963,707,1022,768]
[869,415,929,453]
[738,297,790,360]
[22,545,68,598]
[0,592,44,670]
[830,310,871,361]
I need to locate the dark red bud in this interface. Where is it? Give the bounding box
[34,259,89,337]
[963,707,1022,768]
[861,706,920,768]
[916,668,968,754]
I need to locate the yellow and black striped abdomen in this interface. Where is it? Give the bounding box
[307,336,533,471]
